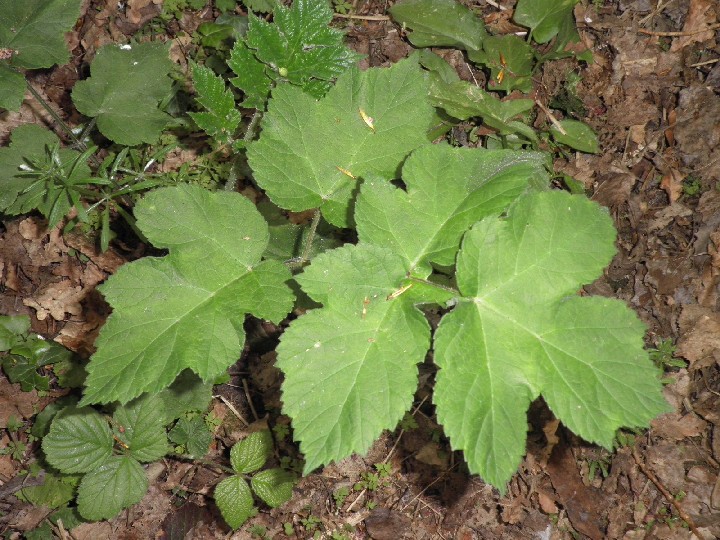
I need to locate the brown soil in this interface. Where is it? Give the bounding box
[1,1,720,539]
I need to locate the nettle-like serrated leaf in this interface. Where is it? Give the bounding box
[42,407,113,474]
[76,456,148,521]
[356,144,549,275]
[251,468,295,507]
[81,185,294,406]
[248,58,435,227]
[0,64,26,111]
[433,191,669,489]
[513,0,580,44]
[189,64,241,145]
[389,0,487,51]
[230,430,273,473]
[72,42,174,146]
[229,0,361,106]
[0,124,90,219]
[278,243,431,472]
[114,394,169,462]
[215,475,255,529]
[0,0,82,70]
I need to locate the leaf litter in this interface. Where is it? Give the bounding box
[1,0,720,539]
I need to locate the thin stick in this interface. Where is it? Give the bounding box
[535,99,567,135]
[215,394,250,427]
[26,82,84,149]
[638,23,720,37]
[242,378,259,421]
[484,0,508,10]
[689,57,720,67]
[632,446,704,538]
[333,13,390,21]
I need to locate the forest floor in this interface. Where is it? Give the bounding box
[1,0,720,539]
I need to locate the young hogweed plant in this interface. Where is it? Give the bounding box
[1,0,670,530]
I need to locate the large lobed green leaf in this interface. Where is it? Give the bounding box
[248,58,435,227]
[278,244,431,473]
[72,42,174,146]
[433,191,669,489]
[81,185,294,405]
[0,0,82,70]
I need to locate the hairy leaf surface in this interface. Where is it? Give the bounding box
[278,244,430,472]
[356,144,549,274]
[42,407,113,474]
[82,185,294,405]
[215,475,255,529]
[72,43,174,146]
[248,58,435,227]
[433,191,669,489]
[190,63,241,144]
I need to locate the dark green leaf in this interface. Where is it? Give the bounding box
[42,407,113,474]
[76,456,148,521]
[230,430,272,474]
[251,468,294,507]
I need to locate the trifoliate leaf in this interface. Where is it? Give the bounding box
[189,64,241,145]
[514,0,580,44]
[433,191,669,489]
[113,394,169,463]
[81,185,294,405]
[356,145,549,275]
[42,407,113,474]
[0,64,25,111]
[278,244,431,472]
[76,456,148,521]
[550,119,600,154]
[251,468,295,507]
[0,124,91,222]
[0,0,82,70]
[229,0,360,107]
[72,43,174,146]
[230,430,273,474]
[169,416,213,457]
[248,58,435,227]
[389,0,487,51]
[215,475,256,529]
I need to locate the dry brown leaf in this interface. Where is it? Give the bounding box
[671,0,718,52]
[660,168,685,203]
[651,412,709,439]
[537,490,559,514]
[676,305,720,369]
[0,379,42,428]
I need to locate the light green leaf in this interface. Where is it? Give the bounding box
[550,119,599,153]
[230,430,273,474]
[278,244,431,472]
[215,475,256,529]
[251,468,295,507]
[389,0,487,51]
[468,35,535,93]
[168,416,213,457]
[513,0,580,44]
[72,43,174,146]
[356,145,549,274]
[0,0,82,69]
[42,407,113,474]
[76,456,148,521]
[433,191,669,489]
[248,58,435,227]
[189,64,241,145]
[0,64,25,111]
[114,394,169,463]
[81,185,294,405]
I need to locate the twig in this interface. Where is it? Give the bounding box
[638,23,720,37]
[534,99,567,135]
[632,446,704,538]
[242,378,259,421]
[484,0,508,10]
[215,394,250,427]
[689,57,720,68]
[333,13,390,21]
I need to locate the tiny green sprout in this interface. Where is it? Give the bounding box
[283,522,295,535]
[273,423,290,439]
[374,462,392,478]
[682,176,702,197]
[6,415,23,432]
[249,524,268,538]
[399,412,418,431]
[333,486,350,507]
[278,67,289,77]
